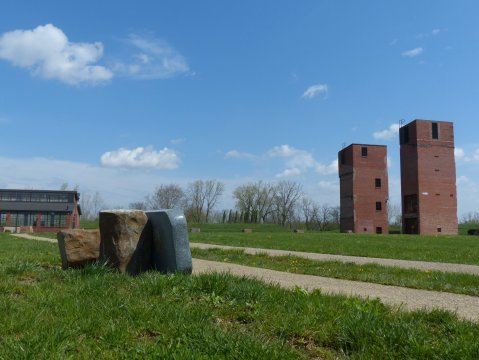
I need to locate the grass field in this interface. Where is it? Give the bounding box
[192,248,479,296]
[188,225,479,265]
[1,233,479,358]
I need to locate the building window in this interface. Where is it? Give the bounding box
[376,227,382,234]
[40,212,67,227]
[404,194,418,214]
[0,213,6,226]
[432,122,439,139]
[437,227,442,233]
[375,178,382,188]
[361,147,368,157]
[376,201,382,211]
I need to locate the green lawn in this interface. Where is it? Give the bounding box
[189,229,479,265]
[192,248,479,297]
[1,233,479,358]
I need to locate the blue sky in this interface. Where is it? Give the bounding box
[0,1,478,217]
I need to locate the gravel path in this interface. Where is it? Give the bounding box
[11,233,57,243]
[191,242,479,275]
[193,258,479,322]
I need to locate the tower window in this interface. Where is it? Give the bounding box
[361,147,368,157]
[432,122,439,139]
[341,151,346,165]
[375,178,381,188]
[376,201,382,211]
[401,126,410,144]
[376,227,383,234]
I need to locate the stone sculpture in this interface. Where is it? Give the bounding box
[57,229,100,269]
[147,209,192,274]
[99,210,153,275]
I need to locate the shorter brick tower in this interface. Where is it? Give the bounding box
[338,144,389,234]
[399,119,458,235]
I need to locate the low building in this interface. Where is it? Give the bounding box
[0,189,81,232]
[338,144,389,234]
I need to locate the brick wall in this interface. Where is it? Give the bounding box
[339,144,389,234]
[400,120,458,235]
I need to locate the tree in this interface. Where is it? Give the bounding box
[186,180,207,223]
[300,197,315,229]
[461,211,479,224]
[80,191,106,220]
[146,184,185,210]
[273,180,303,226]
[312,203,333,231]
[387,202,402,226]
[129,201,148,210]
[233,181,275,223]
[204,180,225,223]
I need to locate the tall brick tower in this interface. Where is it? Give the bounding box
[338,144,389,234]
[399,119,458,235]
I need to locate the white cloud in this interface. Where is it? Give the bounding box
[373,123,400,140]
[268,145,336,177]
[431,29,441,36]
[100,146,180,169]
[225,150,256,159]
[114,34,189,79]
[302,84,328,99]
[0,24,112,85]
[455,147,465,160]
[315,159,338,175]
[227,144,337,178]
[401,47,423,58]
[275,168,302,178]
[318,180,339,191]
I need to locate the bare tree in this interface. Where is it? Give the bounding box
[461,211,479,224]
[329,206,340,229]
[233,181,275,223]
[186,180,207,223]
[312,203,332,231]
[300,197,315,229]
[204,180,225,223]
[129,201,148,210]
[273,180,303,226]
[146,184,185,209]
[233,184,256,214]
[387,202,402,226]
[254,181,275,223]
[80,191,106,220]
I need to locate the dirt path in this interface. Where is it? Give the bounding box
[10,233,57,243]
[191,242,479,275]
[193,258,479,322]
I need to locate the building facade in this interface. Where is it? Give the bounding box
[338,144,389,234]
[0,189,81,233]
[399,119,458,235]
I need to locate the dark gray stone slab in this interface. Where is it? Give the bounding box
[147,209,192,274]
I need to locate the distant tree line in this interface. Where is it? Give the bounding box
[129,179,341,230]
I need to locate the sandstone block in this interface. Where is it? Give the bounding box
[99,210,152,275]
[147,209,192,274]
[57,229,100,269]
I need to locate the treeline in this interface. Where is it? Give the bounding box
[129,180,340,230]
